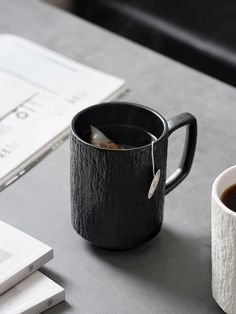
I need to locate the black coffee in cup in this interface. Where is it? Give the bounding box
[221,183,236,212]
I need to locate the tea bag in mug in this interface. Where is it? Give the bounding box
[90,126,123,149]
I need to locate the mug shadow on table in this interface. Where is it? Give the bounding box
[86,227,223,313]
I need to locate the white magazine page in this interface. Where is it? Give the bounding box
[0,35,126,190]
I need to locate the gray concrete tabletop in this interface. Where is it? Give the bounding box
[0,0,234,313]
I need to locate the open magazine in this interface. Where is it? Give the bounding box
[0,35,126,190]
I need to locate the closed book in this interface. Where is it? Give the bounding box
[0,220,53,295]
[0,271,65,313]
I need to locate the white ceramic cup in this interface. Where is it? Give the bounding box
[212,165,236,314]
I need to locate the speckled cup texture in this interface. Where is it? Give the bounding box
[212,165,236,314]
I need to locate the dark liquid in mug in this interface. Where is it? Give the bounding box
[82,124,158,149]
[221,183,236,212]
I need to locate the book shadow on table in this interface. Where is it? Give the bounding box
[41,268,67,287]
[86,227,224,313]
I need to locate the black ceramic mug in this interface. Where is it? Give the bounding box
[71,102,197,250]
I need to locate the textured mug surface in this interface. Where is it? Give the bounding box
[212,165,236,314]
[71,102,197,250]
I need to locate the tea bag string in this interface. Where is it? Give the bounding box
[148,140,161,199]
[151,140,155,177]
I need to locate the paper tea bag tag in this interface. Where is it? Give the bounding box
[148,169,160,199]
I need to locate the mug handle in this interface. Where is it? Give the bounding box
[165,113,197,195]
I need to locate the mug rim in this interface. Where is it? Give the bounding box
[70,102,168,152]
[212,165,236,217]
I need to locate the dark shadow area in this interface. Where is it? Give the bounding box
[41,267,68,287]
[85,227,223,312]
[46,0,236,87]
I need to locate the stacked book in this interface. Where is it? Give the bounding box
[0,220,65,313]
